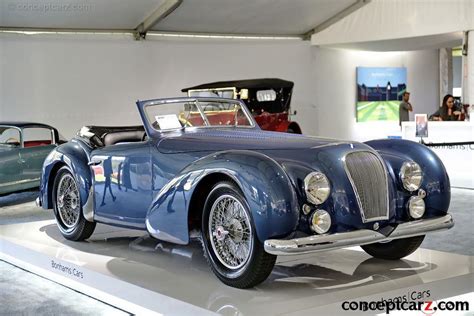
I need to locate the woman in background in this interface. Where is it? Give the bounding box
[430,94,461,121]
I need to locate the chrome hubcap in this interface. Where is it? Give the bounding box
[213,226,229,241]
[57,174,80,229]
[209,195,252,270]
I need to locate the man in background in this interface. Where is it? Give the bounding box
[399,91,413,126]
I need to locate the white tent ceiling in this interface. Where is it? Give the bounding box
[327,32,464,52]
[151,0,355,35]
[311,0,472,49]
[0,0,468,50]
[0,0,163,30]
[0,0,366,37]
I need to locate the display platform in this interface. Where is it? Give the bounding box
[1,209,473,315]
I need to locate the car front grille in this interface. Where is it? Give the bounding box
[344,151,389,222]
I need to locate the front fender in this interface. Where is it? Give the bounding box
[146,150,299,244]
[366,139,450,218]
[39,139,92,210]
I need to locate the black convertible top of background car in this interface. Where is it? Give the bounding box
[181,78,294,91]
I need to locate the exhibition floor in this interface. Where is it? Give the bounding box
[1,190,473,315]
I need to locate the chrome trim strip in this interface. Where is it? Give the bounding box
[96,215,146,229]
[50,128,57,145]
[0,178,40,188]
[82,185,95,222]
[264,214,454,255]
[342,150,390,223]
[82,157,103,222]
[310,142,352,149]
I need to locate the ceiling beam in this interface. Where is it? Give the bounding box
[147,31,303,40]
[0,27,132,34]
[0,27,303,41]
[303,0,371,40]
[134,0,182,40]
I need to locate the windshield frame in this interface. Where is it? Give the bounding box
[0,125,22,148]
[141,97,257,134]
[0,125,58,148]
[187,87,237,99]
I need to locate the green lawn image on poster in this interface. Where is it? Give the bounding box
[356,67,407,122]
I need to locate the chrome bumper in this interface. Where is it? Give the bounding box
[264,214,454,255]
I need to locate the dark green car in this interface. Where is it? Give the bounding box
[0,122,64,195]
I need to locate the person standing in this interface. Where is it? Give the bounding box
[399,92,413,126]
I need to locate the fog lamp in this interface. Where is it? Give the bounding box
[408,196,425,219]
[310,210,331,234]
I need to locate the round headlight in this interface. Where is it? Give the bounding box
[408,196,425,219]
[400,161,423,191]
[304,172,330,205]
[310,210,331,234]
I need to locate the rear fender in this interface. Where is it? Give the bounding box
[145,150,299,244]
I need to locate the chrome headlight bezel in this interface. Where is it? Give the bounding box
[304,172,331,205]
[400,161,423,192]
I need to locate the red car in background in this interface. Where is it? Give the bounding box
[182,78,302,134]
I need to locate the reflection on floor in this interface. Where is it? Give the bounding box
[0,260,130,316]
[0,189,473,315]
[0,190,52,225]
[0,189,38,207]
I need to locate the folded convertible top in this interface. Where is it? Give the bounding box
[77,125,145,148]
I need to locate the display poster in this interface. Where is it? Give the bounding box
[357,67,407,122]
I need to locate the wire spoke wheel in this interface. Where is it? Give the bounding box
[209,195,253,270]
[202,182,276,288]
[57,173,80,229]
[53,166,96,241]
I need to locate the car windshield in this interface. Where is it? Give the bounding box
[188,89,235,99]
[144,99,254,131]
[0,126,21,147]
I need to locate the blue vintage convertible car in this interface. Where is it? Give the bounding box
[38,97,454,288]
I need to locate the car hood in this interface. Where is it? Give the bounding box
[157,128,355,153]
